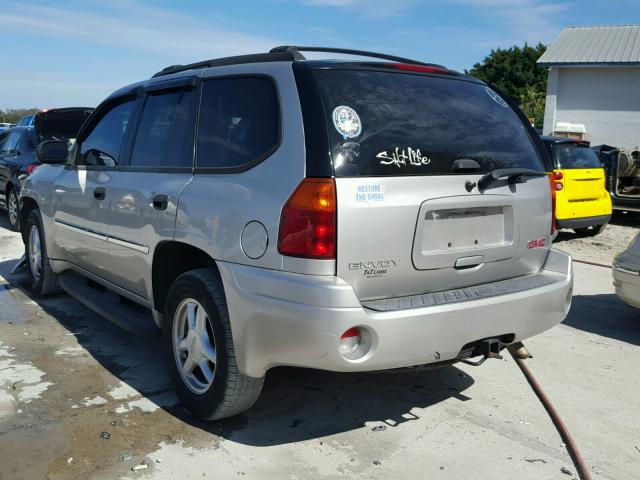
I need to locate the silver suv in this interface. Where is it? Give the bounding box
[21,47,573,420]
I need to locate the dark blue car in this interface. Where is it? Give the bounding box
[0,108,93,230]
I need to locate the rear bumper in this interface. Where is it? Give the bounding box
[218,249,573,378]
[613,267,640,309]
[556,214,611,229]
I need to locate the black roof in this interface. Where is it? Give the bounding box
[152,45,448,78]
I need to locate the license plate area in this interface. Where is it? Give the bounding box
[413,195,517,270]
[422,207,509,252]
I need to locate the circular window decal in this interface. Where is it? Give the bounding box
[332,105,362,139]
[485,87,509,108]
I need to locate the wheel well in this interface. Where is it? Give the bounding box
[152,242,218,314]
[20,196,38,240]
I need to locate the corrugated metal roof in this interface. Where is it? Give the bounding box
[538,25,640,65]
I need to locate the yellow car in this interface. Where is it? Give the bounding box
[542,136,612,236]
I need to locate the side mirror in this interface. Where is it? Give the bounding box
[36,140,68,164]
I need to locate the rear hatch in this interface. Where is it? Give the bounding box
[552,143,605,201]
[311,66,551,301]
[33,107,94,142]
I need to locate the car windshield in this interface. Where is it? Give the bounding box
[313,68,543,177]
[553,144,601,169]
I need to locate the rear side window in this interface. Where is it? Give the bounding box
[80,100,135,166]
[196,77,279,170]
[313,69,543,177]
[130,89,196,168]
[553,144,601,169]
[1,131,21,153]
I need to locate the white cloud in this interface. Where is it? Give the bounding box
[0,1,279,62]
[449,0,570,44]
[301,0,416,19]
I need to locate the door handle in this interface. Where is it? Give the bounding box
[94,187,106,200]
[153,194,169,211]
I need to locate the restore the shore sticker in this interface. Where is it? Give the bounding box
[355,183,385,202]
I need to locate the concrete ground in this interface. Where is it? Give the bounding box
[0,214,639,480]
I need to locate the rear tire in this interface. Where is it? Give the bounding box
[25,209,61,295]
[7,187,20,232]
[574,224,607,236]
[163,268,264,420]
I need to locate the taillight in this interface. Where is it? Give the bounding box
[278,178,336,259]
[26,164,39,174]
[548,173,557,235]
[382,62,450,74]
[553,170,563,191]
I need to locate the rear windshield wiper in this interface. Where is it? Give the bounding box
[478,168,545,190]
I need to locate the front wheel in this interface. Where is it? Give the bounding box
[163,268,264,420]
[25,209,60,295]
[7,187,20,231]
[574,224,607,236]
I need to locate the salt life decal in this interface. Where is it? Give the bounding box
[485,87,509,108]
[355,184,384,202]
[332,106,362,139]
[377,147,431,168]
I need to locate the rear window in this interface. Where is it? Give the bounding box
[313,69,543,177]
[552,144,601,169]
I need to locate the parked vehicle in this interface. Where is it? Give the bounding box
[15,114,35,127]
[0,108,93,230]
[594,144,640,213]
[541,136,611,236]
[21,46,573,420]
[0,122,14,133]
[613,232,640,309]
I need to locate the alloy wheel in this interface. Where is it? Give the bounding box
[172,298,217,394]
[29,225,42,282]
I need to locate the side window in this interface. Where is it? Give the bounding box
[129,88,195,168]
[80,99,135,166]
[196,77,279,169]
[1,132,21,153]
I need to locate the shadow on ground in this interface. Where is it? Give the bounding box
[0,257,474,447]
[564,293,640,346]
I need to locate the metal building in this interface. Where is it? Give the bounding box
[538,25,640,150]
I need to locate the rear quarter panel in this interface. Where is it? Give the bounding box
[174,63,314,272]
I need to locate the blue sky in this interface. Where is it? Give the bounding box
[1,0,639,109]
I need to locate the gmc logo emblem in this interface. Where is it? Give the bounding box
[527,239,545,249]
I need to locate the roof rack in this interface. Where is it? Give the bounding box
[152,50,305,78]
[153,45,443,78]
[270,45,436,67]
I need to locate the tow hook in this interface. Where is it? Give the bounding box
[458,338,503,366]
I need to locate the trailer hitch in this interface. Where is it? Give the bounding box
[458,338,503,366]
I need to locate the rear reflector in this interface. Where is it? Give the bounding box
[278,178,336,259]
[339,328,361,356]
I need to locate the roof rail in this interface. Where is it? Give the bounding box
[269,45,435,67]
[152,46,443,78]
[152,50,305,78]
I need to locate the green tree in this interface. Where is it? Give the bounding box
[0,108,40,124]
[467,43,548,128]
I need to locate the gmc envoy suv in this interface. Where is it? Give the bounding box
[20,47,573,420]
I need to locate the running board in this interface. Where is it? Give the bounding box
[58,271,158,335]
